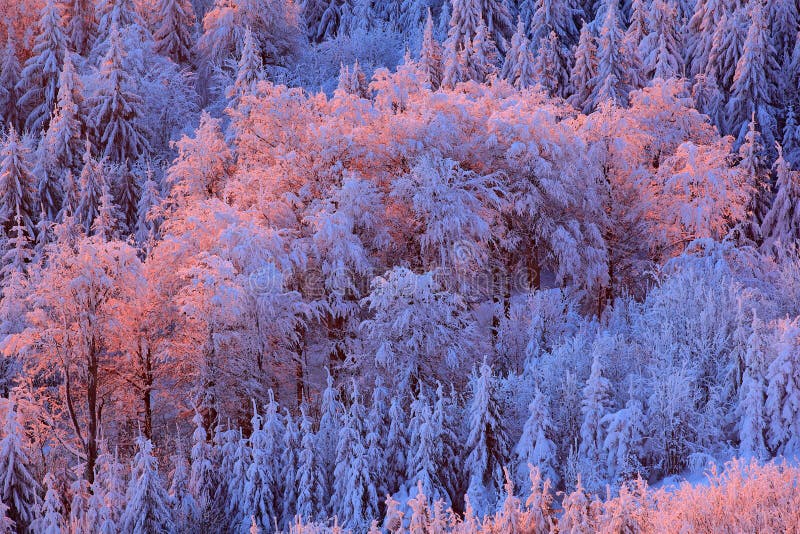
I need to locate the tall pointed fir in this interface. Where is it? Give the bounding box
[227,28,263,108]
[533,31,571,97]
[385,395,408,498]
[529,0,581,47]
[625,0,648,50]
[35,473,65,534]
[135,169,161,248]
[738,315,769,460]
[69,478,91,534]
[0,39,21,129]
[641,0,683,80]
[2,209,33,281]
[67,0,97,55]
[406,393,448,505]
[224,430,251,528]
[92,179,120,241]
[783,106,800,167]
[768,0,799,65]
[687,0,728,77]
[280,411,300,530]
[765,319,800,455]
[501,19,536,90]
[40,53,85,213]
[727,1,780,149]
[447,0,513,53]
[761,146,800,251]
[578,353,612,490]
[120,436,176,533]
[464,361,509,517]
[242,396,282,533]
[331,383,378,531]
[601,397,646,483]
[88,23,150,164]
[705,8,748,94]
[569,22,598,113]
[16,0,66,134]
[0,400,40,531]
[295,407,325,523]
[317,369,342,516]
[0,129,37,238]
[96,0,143,44]
[76,141,106,234]
[169,449,200,532]
[419,9,444,91]
[590,0,635,108]
[466,17,501,83]
[515,385,558,493]
[154,0,196,65]
[116,166,139,232]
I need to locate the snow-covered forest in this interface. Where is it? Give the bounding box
[0,0,800,531]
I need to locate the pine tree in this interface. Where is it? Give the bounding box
[336,60,369,98]
[515,385,559,493]
[0,128,37,239]
[154,0,196,64]
[578,353,612,488]
[762,145,800,250]
[534,31,571,97]
[783,106,800,167]
[224,430,251,528]
[331,383,378,531]
[705,8,747,94]
[69,478,91,534]
[295,407,325,523]
[464,361,509,517]
[135,168,160,247]
[88,23,150,164]
[93,179,120,240]
[96,0,143,43]
[35,473,65,534]
[67,0,97,55]
[447,0,513,54]
[727,1,780,148]
[169,449,200,532]
[501,18,536,89]
[569,22,598,113]
[227,28,263,107]
[76,143,106,234]
[280,411,300,530]
[116,166,139,232]
[406,393,448,504]
[529,0,581,47]
[92,445,126,531]
[559,476,598,531]
[242,396,282,532]
[687,0,728,77]
[60,169,80,221]
[466,17,500,83]
[1,209,33,280]
[120,436,176,533]
[419,9,444,90]
[602,397,646,483]
[0,39,21,129]
[590,0,634,108]
[0,400,40,531]
[765,319,800,455]
[0,501,13,534]
[641,0,683,80]
[41,53,85,189]
[317,369,342,516]
[738,315,769,460]
[625,0,648,50]
[769,0,799,63]
[16,0,66,134]
[384,395,408,498]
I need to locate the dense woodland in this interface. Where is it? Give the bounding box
[0,0,800,531]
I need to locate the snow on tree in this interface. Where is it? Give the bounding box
[762,146,800,251]
[446,0,513,54]
[0,501,13,534]
[578,353,612,490]
[640,0,683,80]
[466,17,501,83]
[529,0,581,47]
[625,0,648,49]
[69,478,91,534]
[768,0,799,63]
[335,60,369,99]
[154,0,196,64]
[95,0,144,43]
[0,129,37,239]
[331,383,378,531]
[280,410,300,530]
[189,411,216,524]
[40,53,85,199]
[405,392,449,505]
[384,395,409,498]
[419,9,444,90]
[601,397,646,483]
[705,8,747,94]
[464,361,509,517]
[0,39,21,129]
[590,0,635,108]
[224,430,251,528]
[227,28,264,107]
[295,407,325,523]
[91,446,126,531]
[88,23,151,164]
[559,476,599,531]
[76,143,107,234]
[135,167,161,247]
[569,21,598,113]
[120,436,176,533]
[687,0,728,77]
[738,314,769,460]
[727,1,779,149]
[169,448,200,532]
[242,395,282,532]
[0,400,39,532]
[533,31,571,97]
[362,266,477,396]
[16,0,66,134]
[67,0,97,55]
[501,19,535,90]
[765,318,800,455]
[92,176,121,241]
[35,473,64,534]
[515,385,559,492]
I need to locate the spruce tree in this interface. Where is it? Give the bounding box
[641,0,683,80]
[88,23,150,164]
[0,39,21,129]
[590,0,634,108]
[569,22,598,113]
[0,128,37,239]
[761,146,800,250]
[16,0,66,134]
[35,473,65,534]
[578,353,611,489]
[120,436,175,533]
[242,400,278,533]
[67,0,97,55]
[154,0,196,64]
[687,0,728,77]
[0,400,40,531]
[515,385,558,492]
[295,407,325,522]
[419,9,444,90]
[501,19,536,89]
[169,450,200,532]
[76,142,106,234]
[466,17,501,83]
[227,28,263,107]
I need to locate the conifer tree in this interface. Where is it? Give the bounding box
[762,146,800,250]
[501,19,536,89]
[0,129,37,238]
[67,0,97,55]
[641,0,683,80]
[0,39,21,129]
[294,407,325,523]
[705,8,747,94]
[169,450,200,532]
[529,0,581,46]
[154,0,196,64]
[135,168,160,247]
[120,436,176,533]
[242,397,282,532]
[35,473,65,534]
[280,411,300,529]
[76,143,106,234]
[406,393,448,504]
[317,369,342,515]
[738,315,769,460]
[579,353,612,488]
[385,395,408,498]
[590,0,634,108]
[515,386,558,492]
[227,28,263,107]
[17,0,66,134]
[92,179,120,241]
[419,9,444,90]
[602,397,646,483]
[569,22,598,113]
[69,478,90,534]
[0,400,40,531]
[687,0,728,77]
[88,23,150,164]
[464,361,509,516]
[466,18,501,83]
[534,31,571,97]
